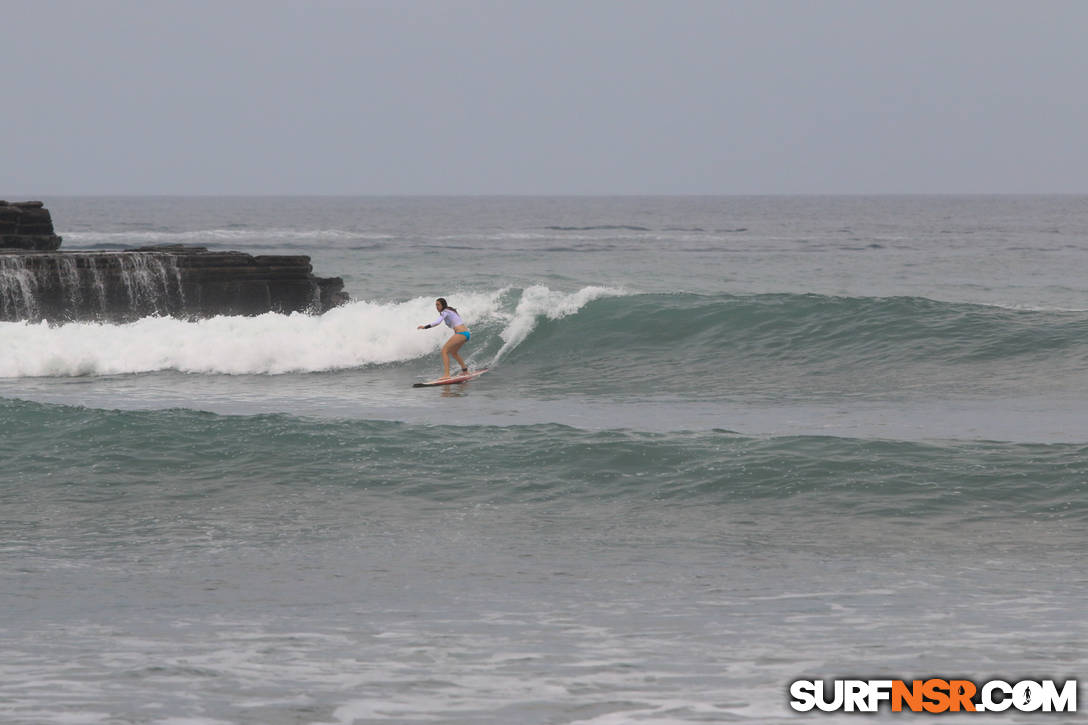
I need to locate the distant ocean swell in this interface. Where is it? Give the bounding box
[60,225,751,245]
[60,229,383,248]
[1,289,1086,382]
[2,398,1086,522]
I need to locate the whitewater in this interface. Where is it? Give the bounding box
[2,196,1086,725]
[0,285,626,377]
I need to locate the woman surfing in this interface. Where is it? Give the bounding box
[417,297,471,380]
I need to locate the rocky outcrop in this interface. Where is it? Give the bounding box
[0,201,63,250]
[0,246,347,322]
[0,202,348,322]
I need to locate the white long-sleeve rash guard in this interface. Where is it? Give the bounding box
[426,308,465,329]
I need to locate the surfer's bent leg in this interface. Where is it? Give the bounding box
[443,333,469,377]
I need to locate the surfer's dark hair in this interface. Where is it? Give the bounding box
[436,297,457,314]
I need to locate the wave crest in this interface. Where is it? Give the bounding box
[0,286,628,377]
[4,289,1086,381]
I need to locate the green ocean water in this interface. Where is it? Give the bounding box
[1,196,1086,723]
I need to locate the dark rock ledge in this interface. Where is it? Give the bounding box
[0,201,348,322]
[0,200,63,250]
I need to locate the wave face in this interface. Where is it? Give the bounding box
[2,289,1087,402]
[495,291,1088,398]
[502,292,1088,362]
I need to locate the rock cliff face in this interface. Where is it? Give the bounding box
[0,201,63,250]
[0,202,348,322]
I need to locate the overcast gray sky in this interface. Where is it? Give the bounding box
[4,0,1087,195]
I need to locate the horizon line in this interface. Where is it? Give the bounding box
[5,191,1088,199]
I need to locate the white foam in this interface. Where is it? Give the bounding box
[0,291,505,377]
[0,286,630,378]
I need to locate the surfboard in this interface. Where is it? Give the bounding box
[412,368,489,387]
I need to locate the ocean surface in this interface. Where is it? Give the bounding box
[1,196,1086,724]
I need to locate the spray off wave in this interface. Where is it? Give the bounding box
[491,285,627,363]
[0,286,628,377]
